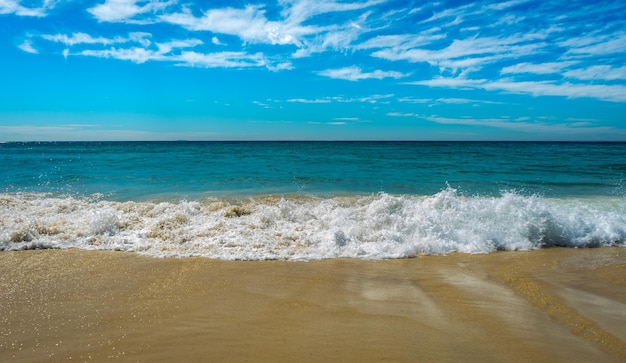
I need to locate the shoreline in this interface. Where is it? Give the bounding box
[1,247,625,362]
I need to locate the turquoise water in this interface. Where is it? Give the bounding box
[1,141,625,259]
[2,141,625,199]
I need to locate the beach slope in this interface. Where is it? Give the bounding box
[1,248,625,362]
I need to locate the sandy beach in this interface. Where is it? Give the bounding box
[1,247,625,362]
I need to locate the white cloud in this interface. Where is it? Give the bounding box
[78,47,270,68]
[287,98,332,104]
[174,51,268,68]
[43,32,109,46]
[9,0,626,112]
[356,33,446,51]
[372,33,546,75]
[435,98,502,105]
[387,112,421,117]
[156,39,203,54]
[565,32,626,56]
[160,5,306,46]
[426,116,522,128]
[500,61,578,75]
[253,101,271,109]
[266,62,294,72]
[323,94,395,104]
[279,0,385,23]
[425,115,620,135]
[79,47,164,63]
[88,0,141,22]
[410,77,626,103]
[0,0,18,14]
[18,39,38,54]
[357,2,626,104]
[484,0,530,11]
[408,77,484,89]
[42,32,152,47]
[43,32,241,67]
[397,97,432,104]
[0,0,55,17]
[317,66,406,81]
[307,121,347,125]
[564,65,626,81]
[88,0,173,23]
[41,29,286,70]
[211,36,226,46]
[160,0,384,57]
[423,3,475,24]
[483,79,626,102]
[0,125,218,141]
[284,94,394,105]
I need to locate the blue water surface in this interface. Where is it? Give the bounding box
[2,141,625,200]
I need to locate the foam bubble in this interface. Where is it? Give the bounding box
[1,189,624,259]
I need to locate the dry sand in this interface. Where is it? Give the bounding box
[1,247,625,362]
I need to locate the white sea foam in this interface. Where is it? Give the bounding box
[1,189,624,260]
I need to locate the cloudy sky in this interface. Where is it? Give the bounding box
[1,0,625,141]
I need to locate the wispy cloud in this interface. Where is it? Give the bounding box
[361,1,625,102]
[387,112,423,117]
[18,39,38,54]
[317,66,406,81]
[0,124,218,141]
[42,32,152,47]
[253,101,272,109]
[78,47,165,64]
[397,97,432,104]
[563,32,626,56]
[211,36,226,46]
[88,0,173,23]
[158,0,384,58]
[355,33,447,51]
[393,97,501,106]
[564,65,626,81]
[484,0,531,11]
[5,0,626,116]
[159,5,305,46]
[285,94,394,104]
[425,115,621,135]
[75,47,269,68]
[410,77,626,103]
[372,33,546,75]
[38,31,279,69]
[287,98,331,104]
[41,31,200,63]
[307,121,347,125]
[385,112,622,136]
[500,62,578,75]
[0,0,57,17]
[175,51,268,68]
[333,117,359,121]
[436,98,503,105]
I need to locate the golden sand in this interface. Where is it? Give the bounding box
[1,247,625,362]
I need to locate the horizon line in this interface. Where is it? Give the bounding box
[3,139,625,143]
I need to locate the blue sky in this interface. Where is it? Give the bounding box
[1,0,625,141]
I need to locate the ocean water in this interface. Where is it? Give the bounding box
[1,141,625,259]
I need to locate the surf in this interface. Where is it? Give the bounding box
[2,188,624,260]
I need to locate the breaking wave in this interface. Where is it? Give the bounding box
[1,188,625,260]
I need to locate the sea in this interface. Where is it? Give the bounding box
[1,141,625,260]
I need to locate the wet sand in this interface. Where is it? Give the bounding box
[1,247,625,362]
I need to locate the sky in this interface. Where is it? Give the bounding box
[1,0,625,141]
